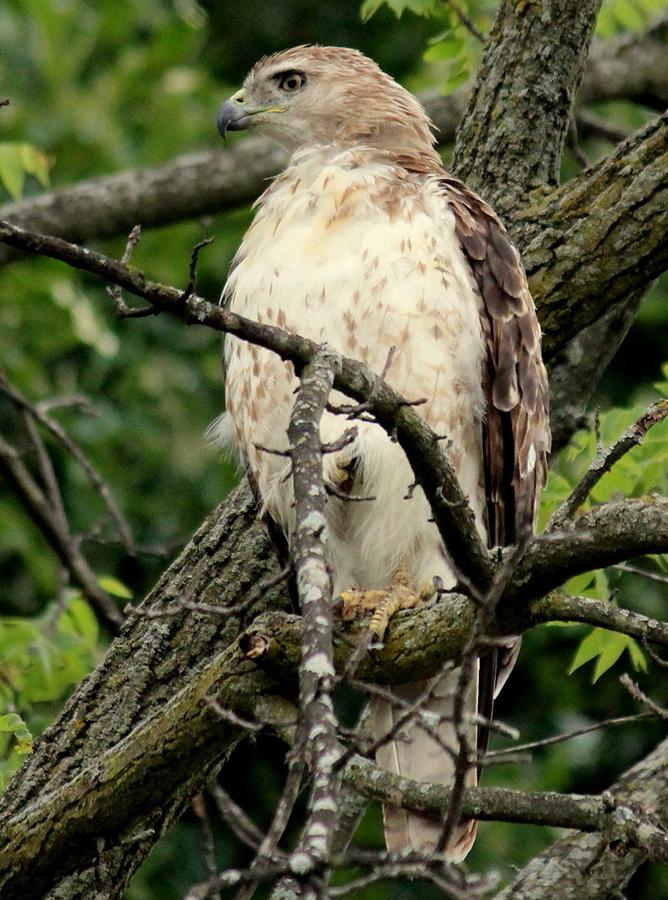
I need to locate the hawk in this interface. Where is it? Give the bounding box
[216,46,550,861]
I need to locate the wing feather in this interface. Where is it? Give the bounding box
[437,176,551,760]
[439,176,550,548]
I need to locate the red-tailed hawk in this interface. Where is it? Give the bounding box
[216,46,550,861]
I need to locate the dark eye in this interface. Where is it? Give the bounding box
[276,71,306,92]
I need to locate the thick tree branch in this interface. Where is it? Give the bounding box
[520,110,668,358]
[529,592,668,647]
[577,12,668,110]
[3,541,667,898]
[3,111,666,377]
[2,6,667,895]
[452,0,602,208]
[495,735,668,898]
[343,751,668,863]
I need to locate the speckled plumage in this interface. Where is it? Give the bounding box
[217,45,550,861]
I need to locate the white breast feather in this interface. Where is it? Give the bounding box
[223,147,487,593]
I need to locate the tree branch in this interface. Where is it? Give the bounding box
[495,735,668,897]
[452,0,602,208]
[3,547,667,897]
[529,591,668,647]
[520,110,668,359]
[0,432,124,628]
[283,349,342,882]
[343,751,668,863]
[577,12,668,110]
[550,399,668,525]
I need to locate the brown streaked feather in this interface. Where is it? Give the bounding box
[438,175,551,547]
[436,175,550,759]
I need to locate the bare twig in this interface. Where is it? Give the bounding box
[285,349,342,875]
[642,640,668,669]
[233,758,305,900]
[191,793,219,898]
[0,432,123,628]
[183,237,214,301]
[208,780,264,852]
[205,698,265,733]
[0,372,135,552]
[613,562,668,586]
[575,109,629,144]
[550,399,668,526]
[567,117,591,169]
[620,674,668,721]
[0,218,494,598]
[108,225,156,318]
[128,565,290,620]
[439,0,486,43]
[486,712,650,759]
[436,538,528,854]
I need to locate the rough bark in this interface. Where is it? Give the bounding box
[0,484,288,897]
[577,11,668,110]
[518,111,668,361]
[452,0,602,209]
[496,736,668,899]
[2,490,667,895]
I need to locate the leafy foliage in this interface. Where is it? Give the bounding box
[360,0,439,20]
[0,592,102,788]
[596,0,668,37]
[360,0,491,95]
[539,392,668,680]
[0,142,50,199]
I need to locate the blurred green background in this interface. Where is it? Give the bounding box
[0,0,666,896]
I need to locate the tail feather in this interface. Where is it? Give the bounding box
[369,665,479,862]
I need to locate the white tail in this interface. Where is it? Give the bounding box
[369,664,479,862]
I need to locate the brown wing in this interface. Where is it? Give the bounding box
[438,176,551,758]
[441,175,550,548]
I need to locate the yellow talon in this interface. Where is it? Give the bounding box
[336,567,435,644]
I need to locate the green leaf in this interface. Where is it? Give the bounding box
[440,61,470,95]
[98,575,133,600]
[360,0,438,20]
[0,712,33,748]
[0,143,26,198]
[655,363,668,396]
[569,628,647,682]
[0,143,51,198]
[423,31,465,63]
[66,596,100,648]
[18,144,51,188]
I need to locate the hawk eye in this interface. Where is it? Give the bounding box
[276,71,306,92]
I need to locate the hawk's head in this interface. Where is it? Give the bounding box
[217,45,435,154]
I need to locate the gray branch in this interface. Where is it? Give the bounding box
[495,736,668,898]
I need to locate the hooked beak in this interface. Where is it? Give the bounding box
[217,90,288,137]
